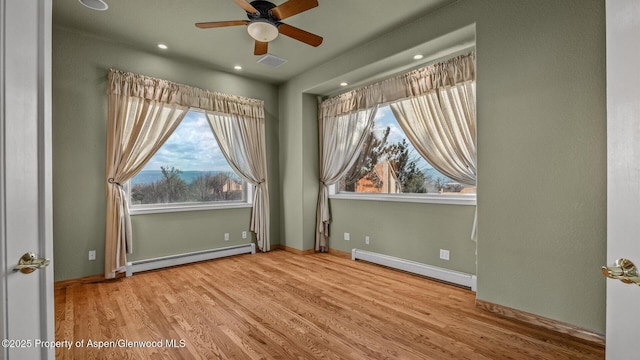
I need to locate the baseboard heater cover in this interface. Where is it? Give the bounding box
[126,243,256,277]
[351,249,477,291]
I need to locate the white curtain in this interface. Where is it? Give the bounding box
[105,69,266,278]
[389,81,476,186]
[389,54,476,240]
[206,112,270,252]
[316,97,377,251]
[106,72,188,278]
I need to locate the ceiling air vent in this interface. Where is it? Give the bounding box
[256,54,288,67]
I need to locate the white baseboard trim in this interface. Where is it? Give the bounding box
[126,243,256,277]
[351,248,477,291]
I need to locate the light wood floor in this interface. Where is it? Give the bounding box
[55,251,604,359]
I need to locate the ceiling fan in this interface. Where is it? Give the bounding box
[196,0,323,56]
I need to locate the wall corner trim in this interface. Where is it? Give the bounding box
[54,273,125,290]
[328,248,351,259]
[271,244,315,255]
[475,299,605,347]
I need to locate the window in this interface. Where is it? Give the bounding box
[333,104,475,205]
[128,110,250,214]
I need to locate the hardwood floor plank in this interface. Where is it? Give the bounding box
[55,251,604,359]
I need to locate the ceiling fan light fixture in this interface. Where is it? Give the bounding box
[247,21,279,42]
[78,0,108,11]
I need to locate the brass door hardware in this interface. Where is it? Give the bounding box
[602,258,640,285]
[13,252,50,274]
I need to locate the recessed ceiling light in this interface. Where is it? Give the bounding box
[413,54,424,60]
[340,82,348,87]
[157,44,168,50]
[79,0,108,11]
[234,65,243,70]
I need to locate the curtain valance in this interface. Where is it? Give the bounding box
[321,52,475,117]
[108,69,264,118]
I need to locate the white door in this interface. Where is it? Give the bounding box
[606,0,640,358]
[0,0,54,359]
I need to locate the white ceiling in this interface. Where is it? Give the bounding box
[53,0,457,84]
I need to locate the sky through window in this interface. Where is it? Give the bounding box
[141,111,234,172]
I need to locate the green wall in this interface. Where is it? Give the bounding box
[278,0,606,334]
[52,26,280,281]
[475,0,606,333]
[330,200,476,275]
[128,209,254,261]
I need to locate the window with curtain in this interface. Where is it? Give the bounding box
[127,110,251,214]
[317,52,476,251]
[105,69,270,278]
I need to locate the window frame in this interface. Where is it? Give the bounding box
[129,182,253,215]
[329,102,476,206]
[127,109,254,215]
[328,183,475,206]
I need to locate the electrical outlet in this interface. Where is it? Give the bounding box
[88,250,96,261]
[242,231,247,239]
[224,233,230,241]
[344,232,350,241]
[365,236,370,245]
[439,249,450,261]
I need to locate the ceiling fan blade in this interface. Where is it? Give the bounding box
[278,23,323,47]
[195,20,249,29]
[233,0,259,13]
[254,41,268,55]
[272,0,318,20]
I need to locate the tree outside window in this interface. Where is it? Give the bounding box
[339,105,475,195]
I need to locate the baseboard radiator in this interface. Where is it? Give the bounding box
[351,249,477,291]
[126,243,256,277]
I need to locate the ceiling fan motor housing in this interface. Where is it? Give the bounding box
[247,0,281,26]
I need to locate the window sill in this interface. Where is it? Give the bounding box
[329,193,476,206]
[130,201,252,215]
